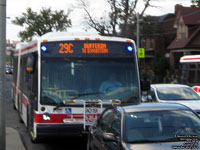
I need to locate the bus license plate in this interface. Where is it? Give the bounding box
[85,107,98,114]
[85,107,98,122]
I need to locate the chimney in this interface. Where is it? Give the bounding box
[175,4,182,14]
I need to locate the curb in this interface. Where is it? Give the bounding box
[6,127,25,150]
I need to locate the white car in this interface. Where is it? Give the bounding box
[143,84,200,115]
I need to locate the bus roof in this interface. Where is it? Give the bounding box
[39,31,135,43]
[180,55,200,63]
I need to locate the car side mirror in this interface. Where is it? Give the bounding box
[103,133,117,142]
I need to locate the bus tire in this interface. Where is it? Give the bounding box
[17,95,23,123]
[18,114,23,123]
[29,124,39,143]
[13,97,16,110]
[27,105,38,143]
[31,135,39,143]
[13,102,16,110]
[27,105,31,133]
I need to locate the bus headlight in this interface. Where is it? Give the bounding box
[126,45,134,52]
[42,113,51,121]
[41,45,48,52]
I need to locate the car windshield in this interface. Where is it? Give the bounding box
[40,58,139,105]
[124,110,200,143]
[156,86,200,100]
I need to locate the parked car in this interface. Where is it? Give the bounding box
[5,66,12,74]
[87,103,200,150]
[142,84,200,115]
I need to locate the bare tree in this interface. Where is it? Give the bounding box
[77,0,157,38]
[76,0,114,35]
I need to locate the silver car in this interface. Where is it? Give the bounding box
[143,84,200,115]
[87,103,200,150]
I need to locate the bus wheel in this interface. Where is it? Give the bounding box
[18,114,23,123]
[30,134,39,143]
[27,106,38,143]
[13,103,16,110]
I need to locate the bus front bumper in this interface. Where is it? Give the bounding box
[36,124,89,138]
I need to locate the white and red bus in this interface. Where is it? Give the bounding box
[179,55,200,95]
[12,31,141,142]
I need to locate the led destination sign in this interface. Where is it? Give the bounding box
[82,43,108,54]
[41,41,134,57]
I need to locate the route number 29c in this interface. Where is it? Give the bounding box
[59,43,74,54]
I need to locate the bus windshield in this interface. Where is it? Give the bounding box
[180,63,200,85]
[179,55,200,85]
[40,58,139,105]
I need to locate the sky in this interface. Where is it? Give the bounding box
[6,0,192,41]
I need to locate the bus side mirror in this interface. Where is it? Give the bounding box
[26,56,34,73]
[141,79,150,91]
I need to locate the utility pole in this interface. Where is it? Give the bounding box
[136,13,140,51]
[0,0,6,149]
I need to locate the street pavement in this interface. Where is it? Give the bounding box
[5,74,25,150]
[6,127,25,150]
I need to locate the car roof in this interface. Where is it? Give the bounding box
[121,103,190,113]
[151,84,190,88]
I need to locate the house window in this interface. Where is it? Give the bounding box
[178,24,186,39]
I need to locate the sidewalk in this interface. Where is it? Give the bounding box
[6,127,25,150]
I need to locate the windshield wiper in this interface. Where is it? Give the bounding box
[127,139,161,143]
[41,96,57,105]
[154,138,181,142]
[53,102,64,111]
[41,95,64,110]
[128,138,180,144]
[70,92,104,99]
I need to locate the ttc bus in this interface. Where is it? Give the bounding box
[180,55,200,95]
[12,32,141,142]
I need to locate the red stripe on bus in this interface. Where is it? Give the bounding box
[14,43,37,54]
[183,58,200,60]
[193,87,197,92]
[34,113,84,123]
[193,87,200,93]
[22,94,29,107]
[21,43,37,53]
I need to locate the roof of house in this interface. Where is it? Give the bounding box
[176,5,200,25]
[167,5,200,50]
[168,26,200,50]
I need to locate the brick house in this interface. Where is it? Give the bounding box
[140,4,200,81]
[167,5,200,70]
[140,13,176,72]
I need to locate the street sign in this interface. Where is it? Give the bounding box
[138,48,145,58]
